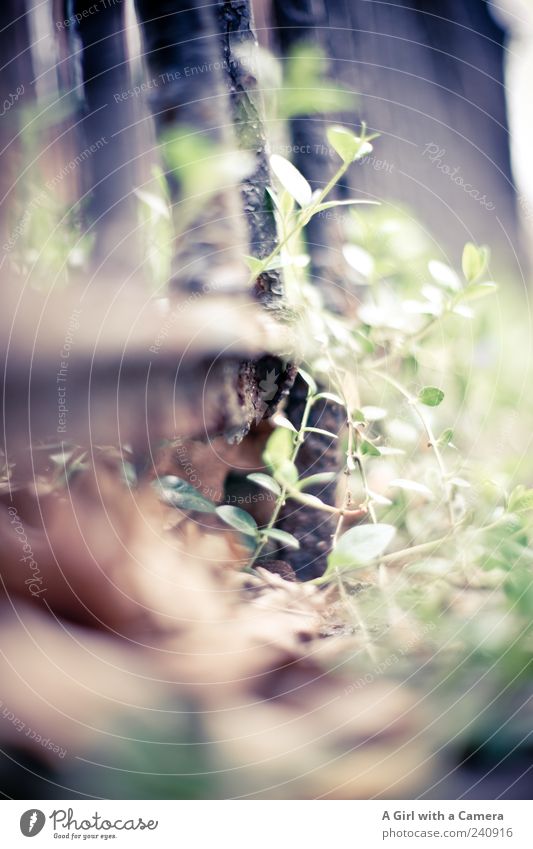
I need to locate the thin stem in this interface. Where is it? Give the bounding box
[372,369,456,526]
[369,314,444,370]
[380,534,450,564]
[331,421,353,548]
[336,575,379,663]
[248,389,316,568]
[247,160,351,286]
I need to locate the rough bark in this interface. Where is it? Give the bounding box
[217,0,283,309]
[217,1,296,434]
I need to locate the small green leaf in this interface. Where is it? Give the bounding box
[289,491,330,509]
[452,303,475,319]
[342,244,375,278]
[263,427,294,472]
[155,476,216,513]
[368,489,393,506]
[361,406,387,421]
[298,368,317,394]
[428,260,461,292]
[243,255,264,276]
[314,391,344,405]
[508,485,533,513]
[271,413,298,433]
[504,570,533,617]
[216,505,259,537]
[389,478,433,496]
[313,199,379,214]
[265,186,281,214]
[462,242,489,283]
[134,188,170,219]
[327,125,373,164]
[418,386,444,407]
[274,459,299,486]
[378,446,406,456]
[437,427,455,447]
[304,427,339,439]
[279,189,296,218]
[263,528,300,549]
[270,154,312,207]
[298,472,338,490]
[246,473,282,497]
[457,282,498,302]
[50,449,76,467]
[327,523,396,572]
[450,476,470,489]
[360,440,381,456]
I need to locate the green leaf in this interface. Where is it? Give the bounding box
[270,154,312,207]
[298,368,317,394]
[263,528,300,550]
[452,303,475,319]
[437,427,455,447]
[418,386,444,407]
[312,199,379,214]
[134,188,170,220]
[243,255,264,276]
[508,485,533,513]
[274,459,299,486]
[49,449,76,467]
[265,186,281,214]
[462,242,489,283]
[314,391,344,405]
[504,570,533,616]
[360,439,381,456]
[389,478,433,496]
[378,446,405,456]
[304,427,339,439]
[450,476,470,489]
[428,260,461,292]
[215,505,259,537]
[271,413,298,433]
[155,476,216,513]
[327,523,396,572]
[246,473,282,497]
[263,427,294,472]
[279,45,354,118]
[162,129,254,200]
[361,406,387,421]
[279,189,295,218]
[457,282,498,302]
[342,244,375,278]
[298,472,338,490]
[289,491,331,510]
[327,125,372,164]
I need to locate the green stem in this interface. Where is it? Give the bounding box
[372,369,456,527]
[247,160,351,286]
[248,389,316,569]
